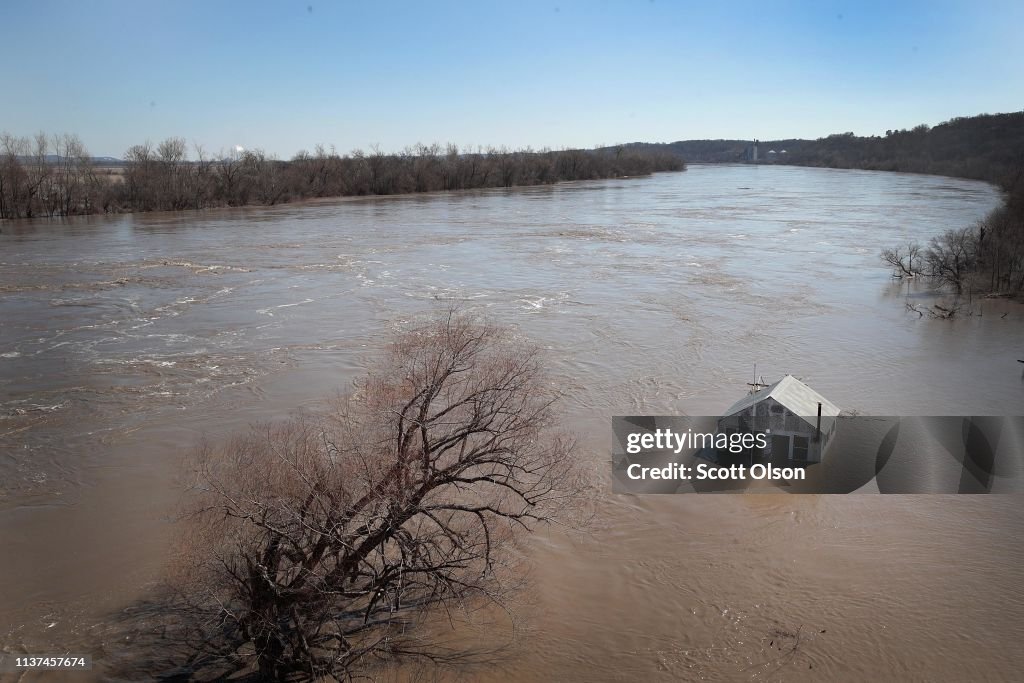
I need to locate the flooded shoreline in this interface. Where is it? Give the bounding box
[2,165,1022,680]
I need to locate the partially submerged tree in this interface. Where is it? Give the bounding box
[924,226,976,292]
[881,241,923,278]
[882,169,1024,302]
[173,314,580,680]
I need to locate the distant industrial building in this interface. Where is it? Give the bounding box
[747,144,789,163]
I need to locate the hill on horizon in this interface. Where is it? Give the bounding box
[613,111,1024,187]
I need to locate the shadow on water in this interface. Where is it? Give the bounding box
[104,584,522,682]
[100,591,245,682]
[880,277,948,300]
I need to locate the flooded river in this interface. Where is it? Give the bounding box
[1,165,1022,680]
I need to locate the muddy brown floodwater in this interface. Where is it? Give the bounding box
[1,165,1023,681]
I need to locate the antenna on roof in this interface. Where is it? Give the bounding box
[746,363,769,394]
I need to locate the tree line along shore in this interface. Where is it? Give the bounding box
[622,111,1024,188]
[2,113,1020,297]
[0,135,684,220]
[619,111,1024,299]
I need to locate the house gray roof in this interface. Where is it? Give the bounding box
[723,375,840,424]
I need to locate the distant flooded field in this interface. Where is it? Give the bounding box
[2,165,1022,681]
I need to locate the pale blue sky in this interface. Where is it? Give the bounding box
[2,0,1022,158]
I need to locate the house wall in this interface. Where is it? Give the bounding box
[719,397,832,463]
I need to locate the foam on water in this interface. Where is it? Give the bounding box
[0,166,1020,681]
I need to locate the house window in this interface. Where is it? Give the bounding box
[770,404,785,415]
[793,435,809,460]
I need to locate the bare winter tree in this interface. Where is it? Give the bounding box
[215,147,245,205]
[25,132,51,218]
[925,226,977,292]
[170,313,581,681]
[880,241,922,278]
[157,136,188,210]
[191,143,213,210]
[242,148,287,205]
[0,132,29,218]
[124,141,156,210]
[50,133,93,216]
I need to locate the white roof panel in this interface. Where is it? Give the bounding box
[723,375,840,421]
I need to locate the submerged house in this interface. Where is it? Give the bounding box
[718,375,840,463]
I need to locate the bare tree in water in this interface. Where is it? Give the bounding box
[170,313,581,681]
[925,226,977,292]
[880,241,923,278]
